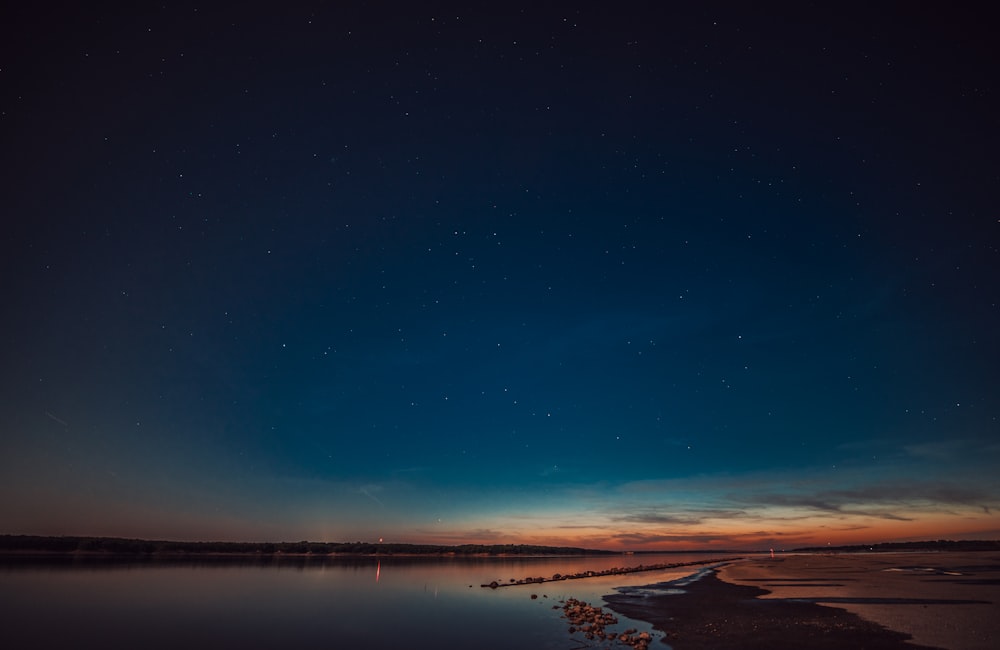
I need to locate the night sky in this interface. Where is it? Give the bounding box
[2,3,998,550]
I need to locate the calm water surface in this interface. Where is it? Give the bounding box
[0,553,737,649]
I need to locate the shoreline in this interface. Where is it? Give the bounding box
[603,552,1000,650]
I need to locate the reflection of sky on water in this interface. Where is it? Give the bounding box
[0,555,733,648]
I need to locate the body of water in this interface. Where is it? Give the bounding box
[0,552,739,648]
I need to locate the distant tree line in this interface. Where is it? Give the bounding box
[792,539,1000,553]
[0,535,614,556]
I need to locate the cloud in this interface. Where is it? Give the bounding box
[740,480,1000,516]
[616,512,703,525]
[412,527,511,544]
[614,508,748,526]
[831,483,997,508]
[606,531,734,546]
[903,441,966,461]
[577,463,1000,539]
[357,484,384,507]
[740,494,915,522]
[902,438,1000,463]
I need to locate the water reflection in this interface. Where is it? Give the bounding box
[0,553,738,649]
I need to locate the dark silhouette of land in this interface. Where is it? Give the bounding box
[3,535,996,558]
[0,534,617,557]
[791,539,1000,553]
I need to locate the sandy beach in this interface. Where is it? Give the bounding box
[605,552,1000,650]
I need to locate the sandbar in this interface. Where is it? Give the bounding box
[604,552,1000,650]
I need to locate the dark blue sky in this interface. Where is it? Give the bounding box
[2,3,997,548]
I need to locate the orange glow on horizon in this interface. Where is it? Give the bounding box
[391,511,1000,552]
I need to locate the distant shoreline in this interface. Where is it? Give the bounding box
[0,534,621,558]
[2,535,995,558]
[0,549,617,559]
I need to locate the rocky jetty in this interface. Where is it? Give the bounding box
[480,556,743,588]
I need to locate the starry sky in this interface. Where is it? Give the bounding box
[2,3,998,550]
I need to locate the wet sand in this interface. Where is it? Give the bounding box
[604,552,1000,650]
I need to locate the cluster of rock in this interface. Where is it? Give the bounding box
[561,598,653,649]
[476,559,742,646]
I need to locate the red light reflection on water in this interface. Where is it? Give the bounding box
[375,561,381,583]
